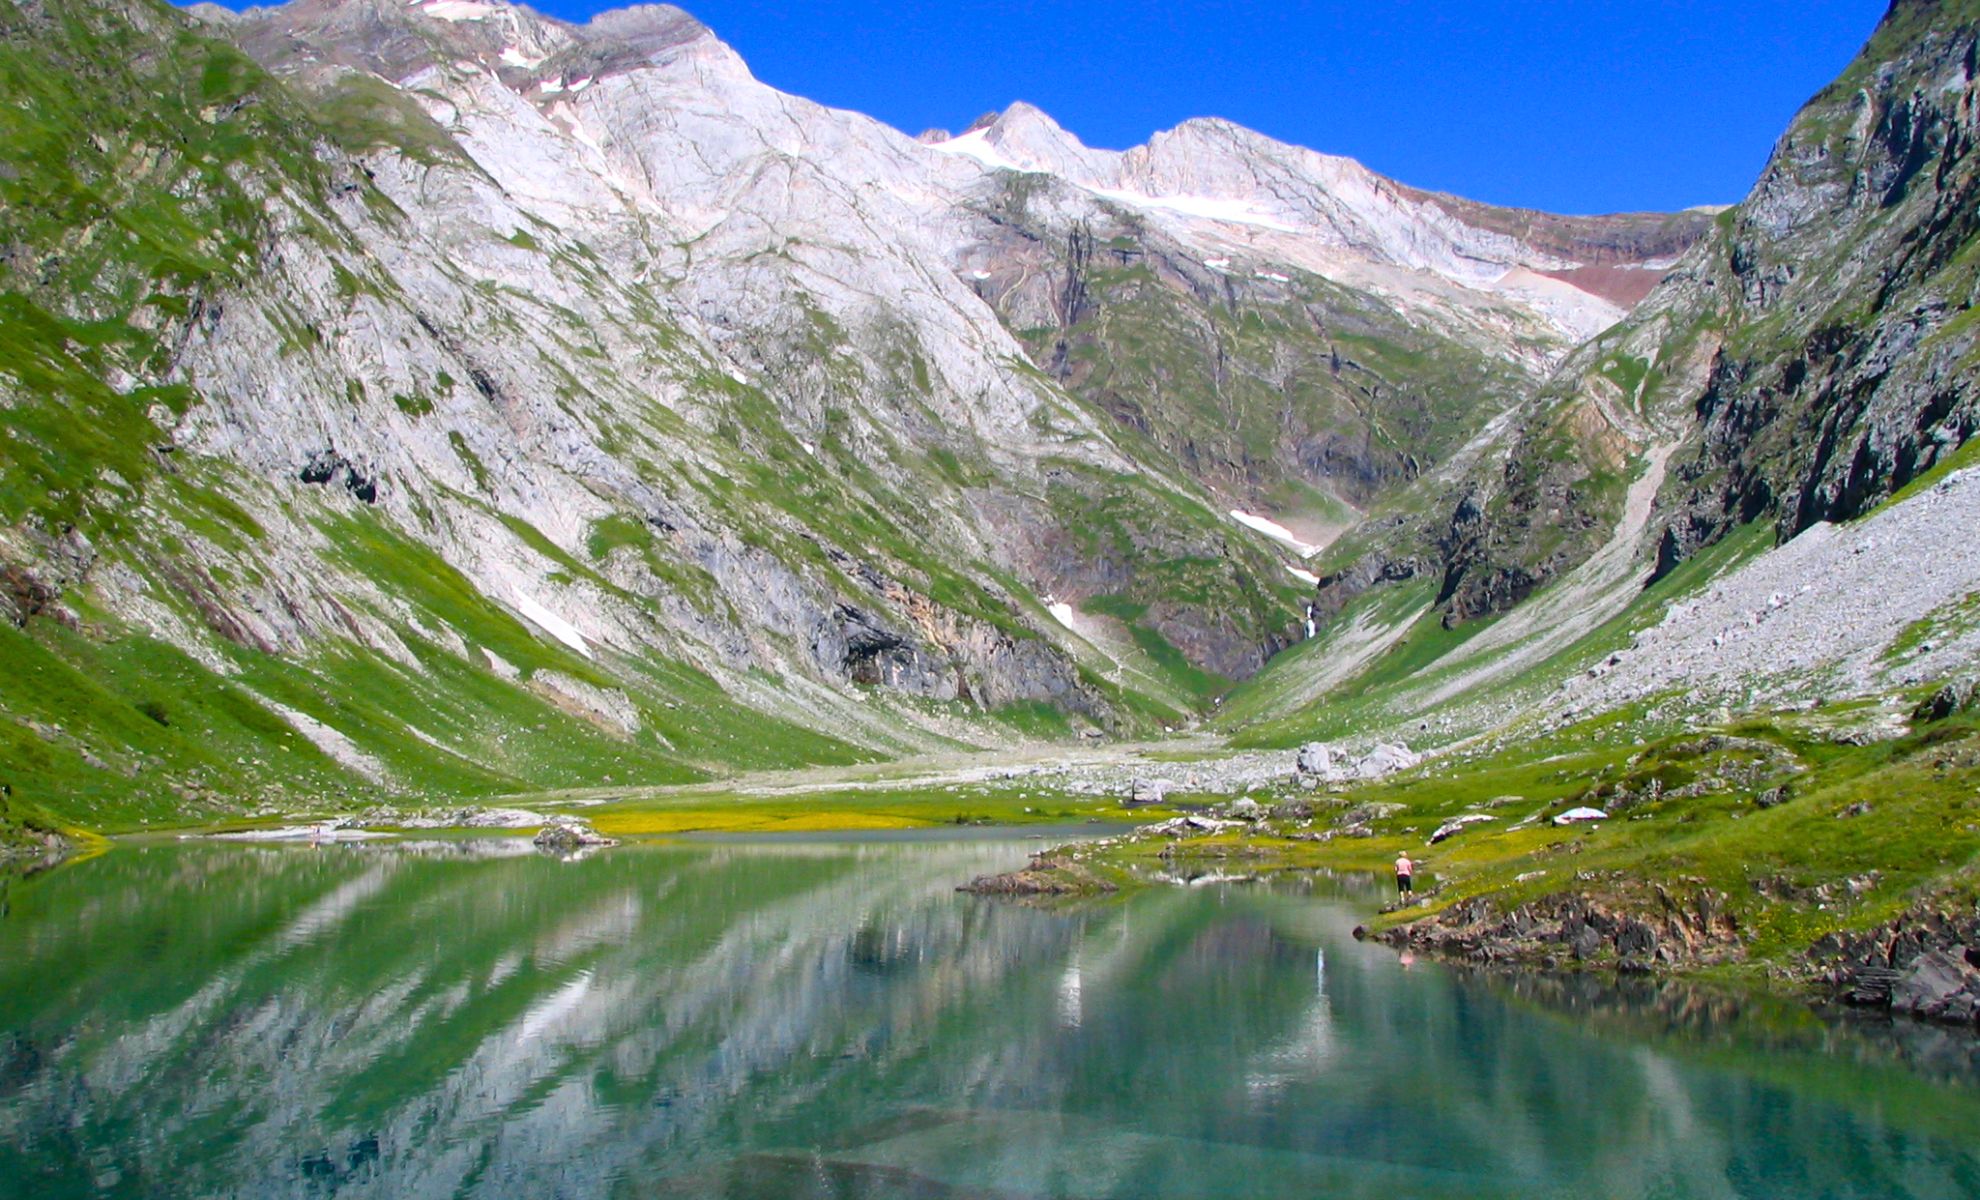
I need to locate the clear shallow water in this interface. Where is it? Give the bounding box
[1,839,1976,1199]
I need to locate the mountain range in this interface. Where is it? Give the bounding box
[1,0,1975,843]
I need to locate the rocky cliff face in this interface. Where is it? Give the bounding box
[1316,0,1980,638]
[1655,0,1980,571]
[0,0,1709,822]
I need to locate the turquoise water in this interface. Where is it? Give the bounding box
[1,837,1976,1198]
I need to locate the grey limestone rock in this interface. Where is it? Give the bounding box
[1890,948,1980,1025]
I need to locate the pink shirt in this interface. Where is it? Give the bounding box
[1395,856,1413,876]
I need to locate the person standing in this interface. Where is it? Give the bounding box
[1395,852,1414,898]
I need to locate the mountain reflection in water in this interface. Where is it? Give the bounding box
[0,839,1975,1199]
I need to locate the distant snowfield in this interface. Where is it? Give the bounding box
[931,131,1300,233]
[419,1,503,21]
[1286,565,1321,586]
[1229,510,1322,558]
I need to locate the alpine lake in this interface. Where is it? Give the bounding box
[2,832,1977,1199]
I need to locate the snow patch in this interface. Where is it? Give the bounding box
[513,590,591,658]
[420,1,503,21]
[1090,187,1300,233]
[500,46,544,69]
[1286,565,1320,586]
[928,129,1028,173]
[1254,270,1291,283]
[1553,807,1608,826]
[1229,510,1321,558]
[551,104,611,159]
[1048,602,1077,629]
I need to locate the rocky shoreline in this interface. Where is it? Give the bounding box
[1370,890,1980,1033]
[1809,903,1980,1028]
[958,761,1980,1038]
[0,831,71,875]
[1369,885,1743,974]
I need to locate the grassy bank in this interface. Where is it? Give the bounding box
[1004,690,1980,981]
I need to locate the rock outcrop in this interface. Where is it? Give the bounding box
[532,819,618,852]
[959,848,1117,896]
[1319,0,1980,638]
[1809,900,1980,1028]
[1382,886,1745,972]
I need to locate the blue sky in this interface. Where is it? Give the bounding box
[196,1,1890,215]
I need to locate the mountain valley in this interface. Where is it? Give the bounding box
[2,0,1979,1020]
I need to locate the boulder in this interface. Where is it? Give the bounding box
[1225,797,1264,821]
[533,820,617,851]
[1912,678,1977,722]
[1429,813,1493,844]
[1891,948,1980,1024]
[1295,743,1334,776]
[1148,814,1241,838]
[1353,742,1420,779]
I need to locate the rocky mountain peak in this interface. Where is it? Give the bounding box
[182,2,241,26]
[226,0,723,89]
[580,3,712,60]
[963,100,1122,182]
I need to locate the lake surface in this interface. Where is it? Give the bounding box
[1,836,1976,1199]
